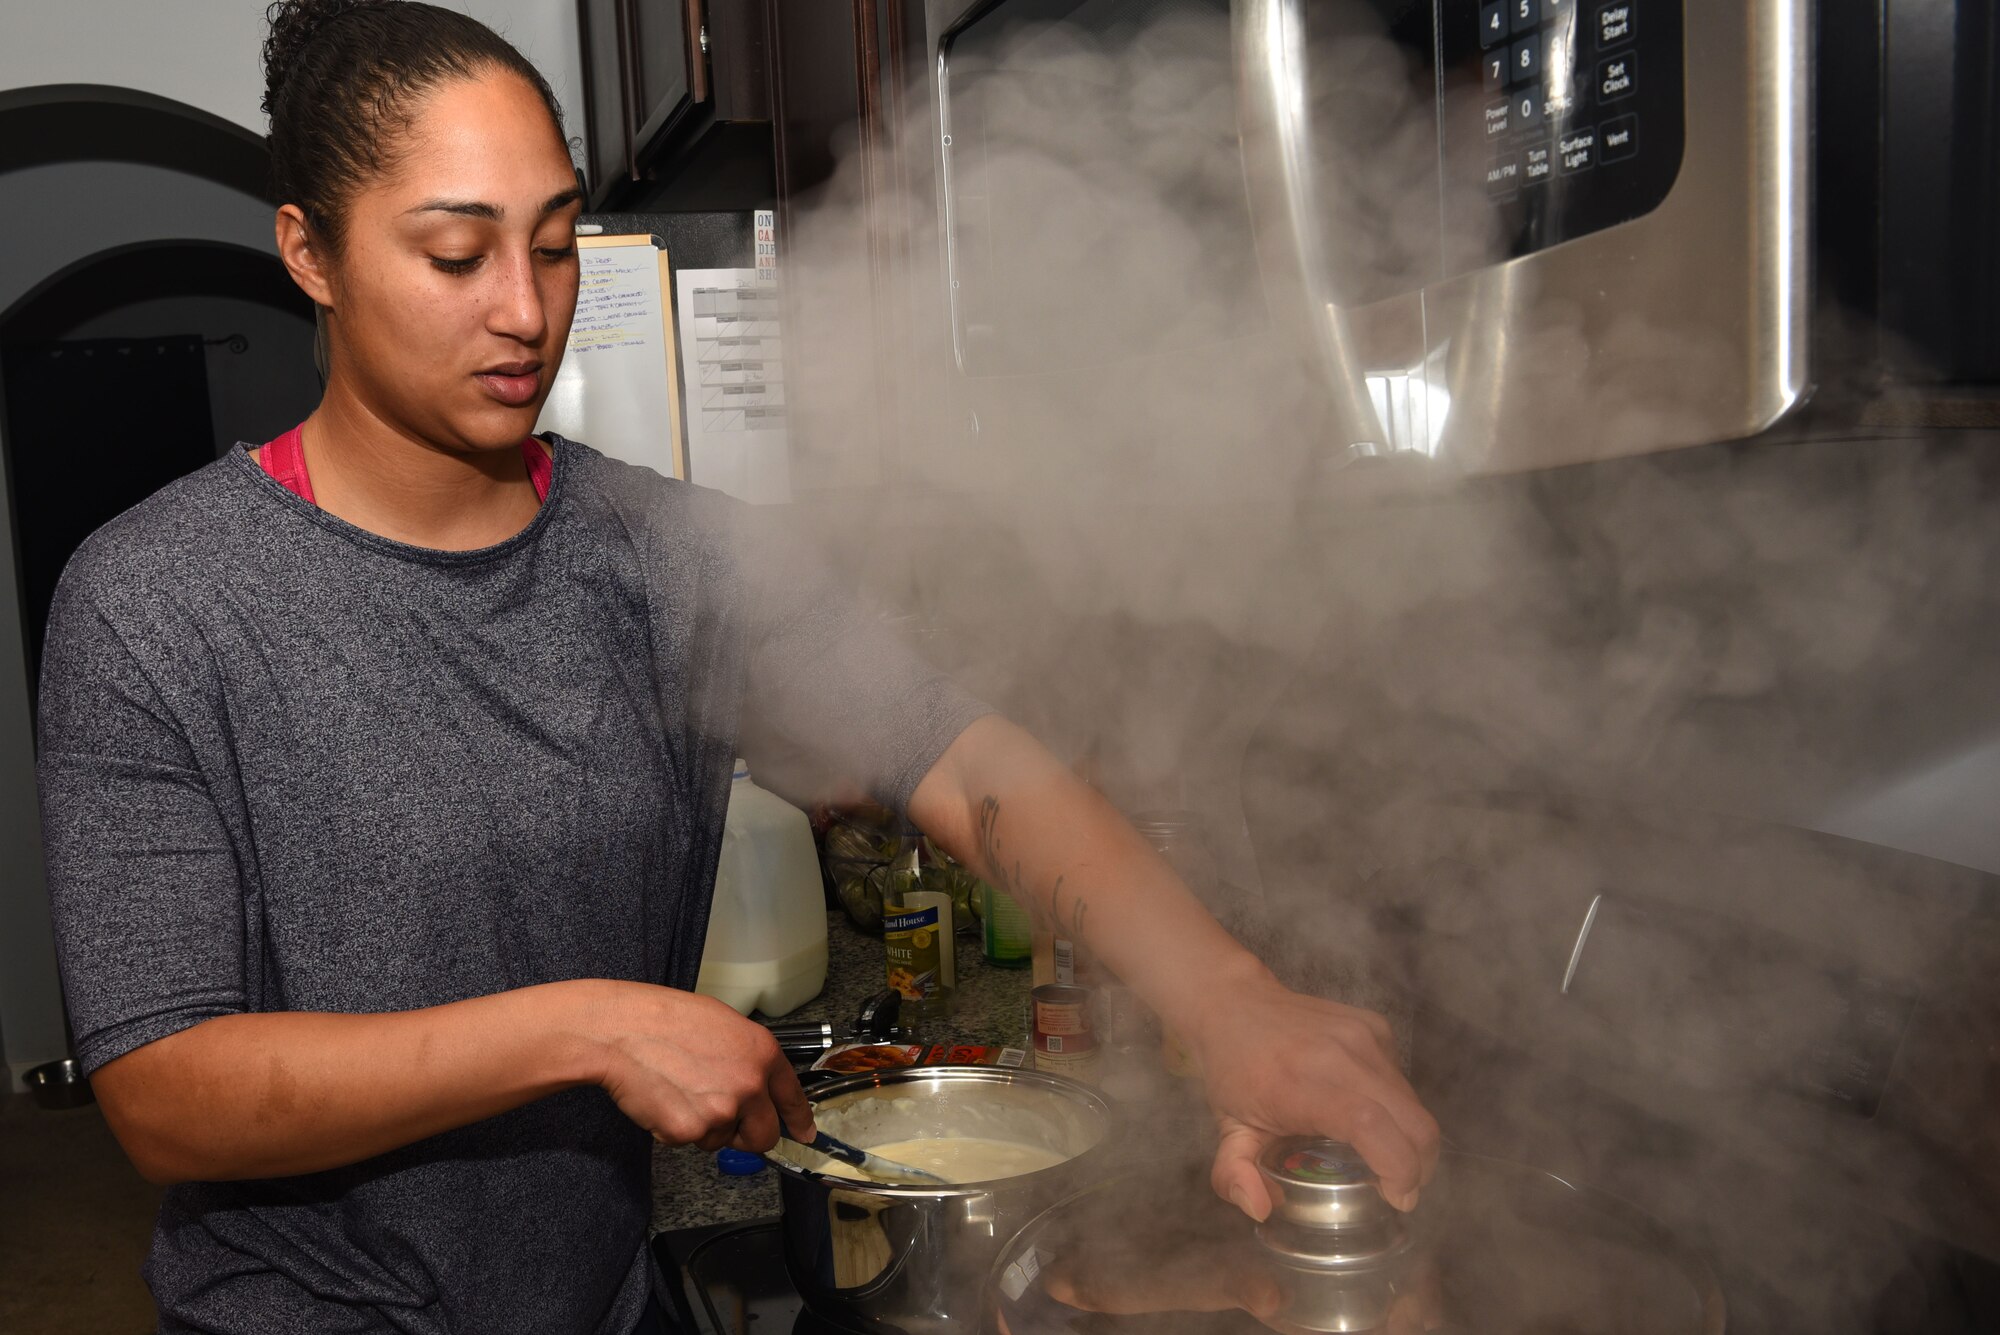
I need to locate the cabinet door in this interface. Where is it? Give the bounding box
[628,0,694,147]
[578,0,632,200]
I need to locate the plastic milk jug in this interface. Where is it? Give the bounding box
[695,761,829,1018]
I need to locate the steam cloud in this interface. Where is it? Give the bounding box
[751,3,2000,1331]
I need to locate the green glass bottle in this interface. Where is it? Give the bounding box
[980,881,1033,968]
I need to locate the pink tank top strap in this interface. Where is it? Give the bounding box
[261,426,316,505]
[522,437,553,500]
[256,430,553,505]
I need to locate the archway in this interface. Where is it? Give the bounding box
[0,83,270,196]
[0,87,306,1085]
[0,86,314,701]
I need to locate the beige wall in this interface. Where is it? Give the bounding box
[0,0,586,149]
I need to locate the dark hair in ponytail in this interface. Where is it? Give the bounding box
[262,0,569,249]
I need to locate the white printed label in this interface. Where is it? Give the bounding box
[753,208,777,283]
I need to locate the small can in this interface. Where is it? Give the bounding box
[1031,984,1101,1082]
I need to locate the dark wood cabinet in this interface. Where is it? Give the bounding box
[578,0,632,201]
[627,0,693,149]
[576,0,776,208]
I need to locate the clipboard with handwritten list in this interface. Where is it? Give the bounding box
[536,234,686,480]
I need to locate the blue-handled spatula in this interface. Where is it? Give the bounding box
[781,1127,951,1185]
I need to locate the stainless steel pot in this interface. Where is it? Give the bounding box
[766,1066,1112,1333]
[24,1058,93,1110]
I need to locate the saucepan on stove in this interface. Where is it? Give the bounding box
[765,1066,1113,1334]
[984,1137,1726,1335]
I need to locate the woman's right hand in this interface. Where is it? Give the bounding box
[87,978,814,1186]
[585,981,816,1153]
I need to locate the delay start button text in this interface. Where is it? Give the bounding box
[1596,2,1635,48]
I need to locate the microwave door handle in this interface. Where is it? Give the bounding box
[1236,0,1390,461]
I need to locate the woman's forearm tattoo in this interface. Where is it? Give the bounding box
[976,795,1088,938]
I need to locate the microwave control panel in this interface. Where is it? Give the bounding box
[1443,0,1685,267]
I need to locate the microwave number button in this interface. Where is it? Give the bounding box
[1480,2,1507,48]
[1484,48,1509,93]
[1510,0,1542,34]
[1598,53,1636,101]
[1558,127,1598,174]
[1515,85,1546,132]
[1596,2,1636,48]
[1509,35,1542,87]
[1599,114,1639,162]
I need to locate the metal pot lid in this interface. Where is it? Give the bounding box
[1257,1138,1394,1236]
[983,1144,1725,1335]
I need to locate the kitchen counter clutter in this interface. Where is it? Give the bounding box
[649,910,1034,1231]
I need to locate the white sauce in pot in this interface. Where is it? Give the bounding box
[817,1137,1068,1184]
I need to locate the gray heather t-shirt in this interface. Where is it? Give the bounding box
[36,436,987,1335]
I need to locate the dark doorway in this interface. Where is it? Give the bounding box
[2,242,320,457]
[0,241,318,700]
[0,336,218,692]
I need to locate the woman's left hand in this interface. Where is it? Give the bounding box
[1187,970,1440,1218]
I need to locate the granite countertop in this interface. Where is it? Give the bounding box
[649,911,1035,1232]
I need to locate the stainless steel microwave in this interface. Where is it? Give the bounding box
[915,0,1997,477]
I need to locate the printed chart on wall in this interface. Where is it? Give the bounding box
[536,234,685,479]
[675,227,789,504]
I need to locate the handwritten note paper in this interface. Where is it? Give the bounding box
[537,238,683,479]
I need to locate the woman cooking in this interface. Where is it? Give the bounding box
[35,3,1438,1332]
